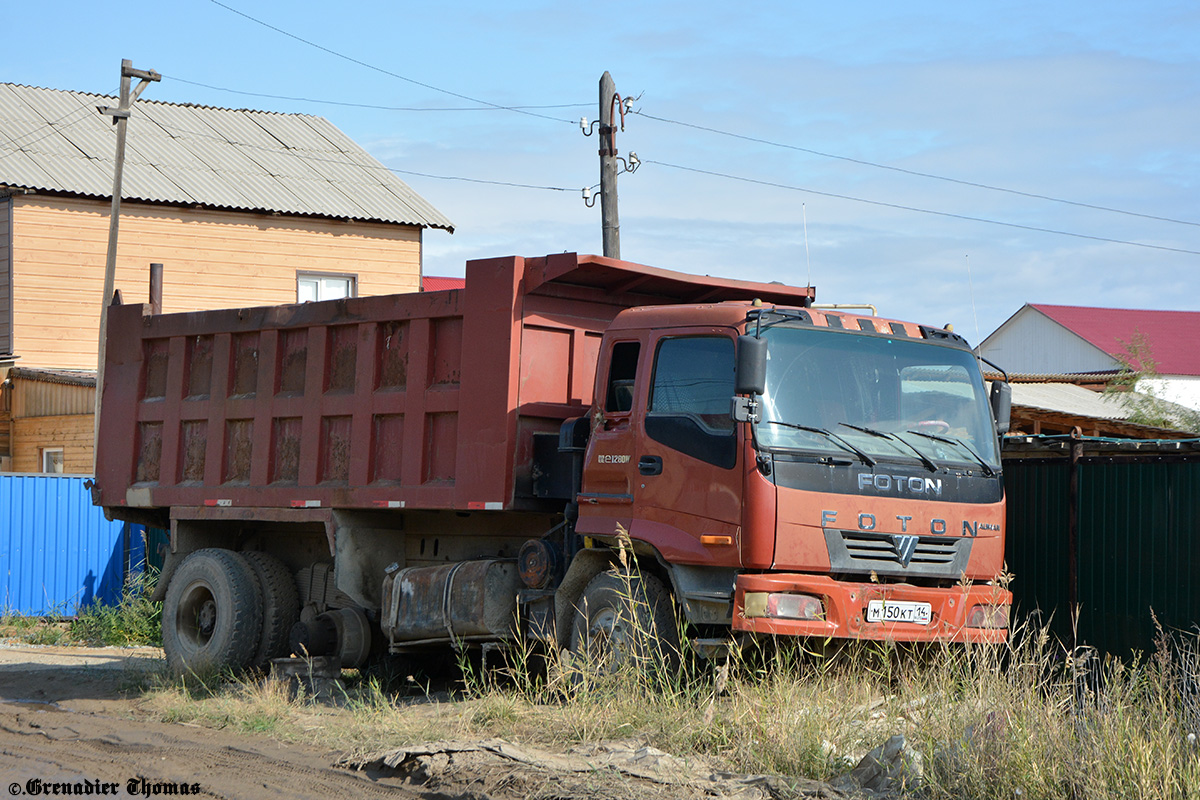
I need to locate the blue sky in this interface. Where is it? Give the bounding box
[5,1,1199,351]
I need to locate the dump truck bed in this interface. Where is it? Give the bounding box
[94,252,814,519]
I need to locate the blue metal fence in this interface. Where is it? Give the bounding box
[0,473,145,616]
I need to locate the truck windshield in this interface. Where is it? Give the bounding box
[756,326,1000,470]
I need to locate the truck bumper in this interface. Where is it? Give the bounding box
[732,573,1011,643]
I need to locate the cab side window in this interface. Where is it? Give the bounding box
[646,337,736,468]
[605,341,641,413]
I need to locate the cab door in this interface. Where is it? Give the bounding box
[577,337,645,536]
[632,330,742,566]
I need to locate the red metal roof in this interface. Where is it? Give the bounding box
[421,276,466,292]
[1031,304,1200,376]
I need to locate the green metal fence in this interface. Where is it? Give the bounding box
[1004,437,1200,657]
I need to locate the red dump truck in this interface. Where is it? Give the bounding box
[94,252,1012,673]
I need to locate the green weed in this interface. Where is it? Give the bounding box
[69,569,162,647]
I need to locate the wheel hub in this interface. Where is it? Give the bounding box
[197,599,217,637]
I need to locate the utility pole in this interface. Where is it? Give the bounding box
[94,59,160,469]
[599,71,620,259]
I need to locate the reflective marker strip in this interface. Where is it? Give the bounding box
[290,500,321,508]
[204,499,232,507]
[372,500,405,508]
[467,501,505,510]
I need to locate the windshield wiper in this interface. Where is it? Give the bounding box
[839,423,940,473]
[903,429,996,477]
[765,421,876,467]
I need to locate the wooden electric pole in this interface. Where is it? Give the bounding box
[94,59,159,469]
[599,71,620,259]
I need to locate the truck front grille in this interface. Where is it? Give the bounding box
[824,529,971,580]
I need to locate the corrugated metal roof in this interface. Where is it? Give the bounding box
[1012,383,1131,421]
[422,275,466,292]
[0,83,454,231]
[1029,303,1200,376]
[9,366,96,387]
[1011,382,1197,431]
[983,371,1119,384]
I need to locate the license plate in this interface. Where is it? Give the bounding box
[866,600,931,625]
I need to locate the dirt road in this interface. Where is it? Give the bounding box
[0,644,424,800]
[0,644,844,800]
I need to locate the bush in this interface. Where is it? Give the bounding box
[70,570,162,647]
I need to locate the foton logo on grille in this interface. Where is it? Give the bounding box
[857,473,943,496]
[598,454,631,464]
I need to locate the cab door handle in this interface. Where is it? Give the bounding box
[638,456,663,476]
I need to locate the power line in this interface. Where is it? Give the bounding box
[645,158,1200,257]
[637,112,1200,229]
[164,74,589,113]
[4,83,1194,253]
[7,111,1197,252]
[0,116,578,193]
[388,167,573,192]
[207,0,576,125]
[145,116,578,190]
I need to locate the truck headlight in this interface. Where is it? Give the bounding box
[965,603,1009,629]
[744,592,825,621]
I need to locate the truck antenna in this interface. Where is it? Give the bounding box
[803,202,812,289]
[965,253,980,342]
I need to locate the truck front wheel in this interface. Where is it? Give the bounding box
[162,548,263,675]
[569,569,680,675]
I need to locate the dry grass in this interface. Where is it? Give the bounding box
[128,553,1200,799]
[131,614,1200,799]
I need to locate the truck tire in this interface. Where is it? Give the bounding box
[242,551,300,669]
[570,568,680,675]
[162,548,263,676]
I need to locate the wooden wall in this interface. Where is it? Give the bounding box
[9,195,423,370]
[11,413,94,474]
[0,196,11,358]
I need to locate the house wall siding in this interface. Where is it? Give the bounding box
[11,195,422,370]
[0,196,12,358]
[979,306,1118,375]
[12,413,95,474]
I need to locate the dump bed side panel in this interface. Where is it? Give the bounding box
[96,287,470,512]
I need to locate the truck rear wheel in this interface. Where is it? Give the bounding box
[242,551,300,669]
[162,548,263,675]
[570,569,680,675]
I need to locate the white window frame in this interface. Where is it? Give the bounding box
[41,447,64,474]
[297,272,358,303]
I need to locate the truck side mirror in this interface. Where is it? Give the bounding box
[736,335,767,396]
[990,381,1012,436]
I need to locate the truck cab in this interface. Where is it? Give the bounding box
[576,302,1011,643]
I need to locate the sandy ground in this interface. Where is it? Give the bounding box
[0,643,844,800]
[0,643,427,799]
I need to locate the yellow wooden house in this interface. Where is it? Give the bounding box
[0,82,453,472]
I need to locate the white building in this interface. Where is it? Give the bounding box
[979,304,1200,412]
